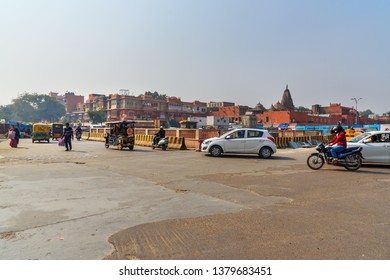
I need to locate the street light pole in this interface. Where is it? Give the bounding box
[351,98,362,125]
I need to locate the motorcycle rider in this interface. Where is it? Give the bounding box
[75,125,82,140]
[153,126,166,145]
[328,124,347,164]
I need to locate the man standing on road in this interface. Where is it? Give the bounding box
[62,123,74,151]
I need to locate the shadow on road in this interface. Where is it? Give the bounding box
[205,154,296,161]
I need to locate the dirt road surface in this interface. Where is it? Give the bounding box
[0,138,389,260]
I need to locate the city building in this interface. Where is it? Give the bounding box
[105,93,207,122]
[48,91,84,114]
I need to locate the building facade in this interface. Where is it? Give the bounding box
[105,94,207,122]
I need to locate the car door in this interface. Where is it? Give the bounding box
[224,130,246,153]
[245,130,264,153]
[361,133,390,163]
[379,132,390,163]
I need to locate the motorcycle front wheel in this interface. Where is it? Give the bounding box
[307,154,325,170]
[344,154,362,171]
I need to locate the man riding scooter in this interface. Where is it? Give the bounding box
[152,126,168,150]
[75,125,82,141]
[153,126,166,145]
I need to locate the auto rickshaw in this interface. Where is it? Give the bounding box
[32,123,51,143]
[51,123,64,140]
[345,127,365,141]
[105,121,135,150]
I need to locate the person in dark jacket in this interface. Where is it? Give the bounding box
[153,126,166,145]
[62,123,74,151]
[13,124,21,144]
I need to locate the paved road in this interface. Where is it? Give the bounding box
[0,138,389,259]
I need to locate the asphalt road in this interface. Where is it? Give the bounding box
[0,138,389,260]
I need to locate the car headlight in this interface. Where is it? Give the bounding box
[203,140,212,145]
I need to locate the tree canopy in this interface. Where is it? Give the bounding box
[359,109,374,117]
[141,91,167,100]
[2,92,66,122]
[87,109,105,124]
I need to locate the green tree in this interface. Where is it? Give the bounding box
[11,92,65,122]
[295,106,310,112]
[0,104,14,121]
[87,109,105,124]
[359,109,374,117]
[143,91,167,100]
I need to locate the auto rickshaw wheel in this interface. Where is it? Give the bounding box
[117,144,123,150]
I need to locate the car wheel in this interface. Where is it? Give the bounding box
[210,145,222,157]
[259,146,272,159]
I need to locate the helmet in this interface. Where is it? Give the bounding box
[333,125,344,133]
[160,126,163,129]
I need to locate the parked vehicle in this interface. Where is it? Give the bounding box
[105,121,135,150]
[51,123,63,140]
[346,131,390,164]
[152,137,168,150]
[32,123,50,143]
[307,142,363,171]
[200,128,277,158]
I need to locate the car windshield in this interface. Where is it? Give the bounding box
[348,132,370,143]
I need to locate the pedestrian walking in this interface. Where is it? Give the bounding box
[8,127,17,148]
[13,124,21,144]
[62,123,74,151]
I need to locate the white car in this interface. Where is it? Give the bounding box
[347,131,390,164]
[201,128,277,158]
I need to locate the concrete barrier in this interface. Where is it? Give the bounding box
[135,134,153,147]
[81,132,90,140]
[167,136,187,150]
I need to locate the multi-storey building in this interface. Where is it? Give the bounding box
[105,94,207,122]
[84,94,107,112]
[207,101,235,112]
[48,91,84,113]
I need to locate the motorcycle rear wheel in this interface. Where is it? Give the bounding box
[344,154,362,171]
[307,154,324,170]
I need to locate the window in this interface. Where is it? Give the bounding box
[379,133,390,142]
[229,130,245,138]
[247,130,263,138]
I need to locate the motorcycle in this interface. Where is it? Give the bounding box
[76,131,82,141]
[152,137,168,150]
[307,142,364,171]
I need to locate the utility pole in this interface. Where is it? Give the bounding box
[351,98,362,125]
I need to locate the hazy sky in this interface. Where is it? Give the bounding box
[1,0,389,114]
